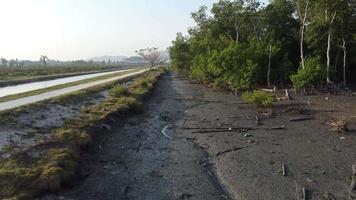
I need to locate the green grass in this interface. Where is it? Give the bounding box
[109,85,128,97]
[242,90,276,107]
[0,68,166,199]
[0,68,143,103]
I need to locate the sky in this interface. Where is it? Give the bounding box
[0,0,267,61]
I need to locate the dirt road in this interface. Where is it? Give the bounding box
[42,72,356,200]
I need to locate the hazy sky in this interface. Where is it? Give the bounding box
[0,0,267,61]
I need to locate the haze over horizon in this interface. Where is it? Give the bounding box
[0,0,268,61]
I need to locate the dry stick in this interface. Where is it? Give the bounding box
[285,89,292,100]
[349,164,356,199]
[302,187,307,200]
[181,126,285,133]
[282,164,287,176]
[290,116,314,122]
[267,125,286,130]
[295,180,301,200]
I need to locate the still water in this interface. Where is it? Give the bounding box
[0,68,136,98]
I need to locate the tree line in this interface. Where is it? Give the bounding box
[169,0,356,91]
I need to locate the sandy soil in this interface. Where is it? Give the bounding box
[37,72,356,199]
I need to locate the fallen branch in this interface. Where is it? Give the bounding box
[290,116,314,122]
[295,180,300,200]
[267,125,286,130]
[179,125,285,133]
[302,187,307,200]
[282,164,287,176]
[349,164,356,199]
[216,146,247,156]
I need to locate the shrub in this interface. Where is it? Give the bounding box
[109,85,128,97]
[290,57,324,91]
[242,90,276,107]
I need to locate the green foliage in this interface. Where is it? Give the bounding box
[169,33,192,72]
[109,85,128,97]
[170,0,356,88]
[242,90,276,107]
[290,57,324,91]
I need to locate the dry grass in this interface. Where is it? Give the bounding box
[327,117,349,134]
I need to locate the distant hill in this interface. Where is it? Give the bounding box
[88,56,128,62]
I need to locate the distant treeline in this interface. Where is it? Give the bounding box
[169,0,356,91]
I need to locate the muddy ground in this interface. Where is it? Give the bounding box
[38,72,356,200]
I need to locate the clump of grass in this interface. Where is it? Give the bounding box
[242,90,276,115]
[242,90,276,108]
[54,128,92,148]
[109,85,128,97]
[0,147,79,199]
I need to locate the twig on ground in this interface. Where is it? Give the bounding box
[282,164,287,176]
[179,125,285,133]
[215,146,247,157]
[290,116,314,122]
[302,187,307,200]
[267,125,286,130]
[295,180,300,200]
[349,164,356,199]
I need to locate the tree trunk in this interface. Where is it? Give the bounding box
[326,11,337,84]
[299,1,309,70]
[267,44,272,87]
[326,27,332,83]
[300,25,305,69]
[342,39,347,86]
[235,24,239,44]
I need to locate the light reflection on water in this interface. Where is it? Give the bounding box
[0,68,135,98]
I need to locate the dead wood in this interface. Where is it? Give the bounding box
[285,89,292,100]
[216,146,247,156]
[261,88,275,93]
[327,117,348,134]
[295,180,300,200]
[290,116,314,122]
[323,192,336,200]
[282,164,287,176]
[266,125,286,130]
[349,164,356,199]
[180,125,285,134]
[302,187,307,200]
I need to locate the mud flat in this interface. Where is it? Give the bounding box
[42,72,356,200]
